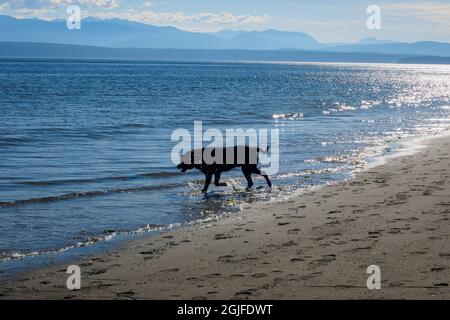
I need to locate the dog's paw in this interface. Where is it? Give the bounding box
[215,183,227,187]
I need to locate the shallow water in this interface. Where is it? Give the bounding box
[1,60,449,275]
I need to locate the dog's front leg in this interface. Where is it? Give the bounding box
[202,173,212,193]
[214,172,227,187]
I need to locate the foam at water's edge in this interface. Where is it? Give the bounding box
[261,121,450,206]
[273,113,304,120]
[362,128,450,171]
[0,212,232,263]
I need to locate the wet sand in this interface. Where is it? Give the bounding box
[1,135,449,299]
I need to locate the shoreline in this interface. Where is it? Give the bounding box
[1,134,450,299]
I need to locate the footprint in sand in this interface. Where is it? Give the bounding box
[230,274,245,278]
[430,266,447,272]
[290,257,304,262]
[434,283,449,287]
[88,269,108,275]
[235,289,256,299]
[281,241,298,247]
[140,249,158,255]
[214,233,234,240]
[410,250,428,255]
[387,228,402,234]
[115,291,136,299]
[251,273,267,278]
[218,255,258,263]
[158,268,180,273]
[287,228,300,234]
[308,254,336,267]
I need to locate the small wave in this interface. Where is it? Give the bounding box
[322,101,382,115]
[0,135,34,146]
[305,154,364,166]
[0,212,233,262]
[272,113,304,120]
[339,105,357,111]
[139,172,180,178]
[303,166,350,176]
[0,183,182,207]
[21,171,179,186]
[322,103,356,115]
[118,123,149,129]
[0,223,167,262]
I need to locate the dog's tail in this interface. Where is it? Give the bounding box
[257,146,270,153]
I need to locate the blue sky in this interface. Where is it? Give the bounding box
[1,0,449,42]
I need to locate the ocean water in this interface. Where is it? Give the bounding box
[1,60,450,276]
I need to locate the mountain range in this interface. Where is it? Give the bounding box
[0,15,322,50]
[0,15,450,61]
[1,15,450,57]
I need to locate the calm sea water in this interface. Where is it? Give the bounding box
[1,60,449,275]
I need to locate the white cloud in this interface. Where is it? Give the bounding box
[0,2,11,11]
[92,9,269,28]
[1,1,266,29]
[141,1,154,8]
[49,0,74,5]
[383,1,450,28]
[1,0,119,10]
[78,0,118,8]
[14,7,57,19]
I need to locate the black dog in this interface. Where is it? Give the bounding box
[177,146,272,193]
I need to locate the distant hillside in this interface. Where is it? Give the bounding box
[0,41,424,64]
[0,15,322,50]
[0,15,223,49]
[398,56,450,64]
[220,29,323,50]
[356,37,395,45]
[0,15,449,56]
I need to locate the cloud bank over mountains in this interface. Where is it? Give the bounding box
[1,0,450,42]
[0,0,269,31]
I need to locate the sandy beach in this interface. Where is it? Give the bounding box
[1,134,449,300]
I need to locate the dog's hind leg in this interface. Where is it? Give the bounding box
[202,173,212,193]
[251,166,272,188]
[214,172,227,187]
[241,166,254,190]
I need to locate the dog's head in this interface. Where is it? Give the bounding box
[177,161,194,172]
[177,151,196,172]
